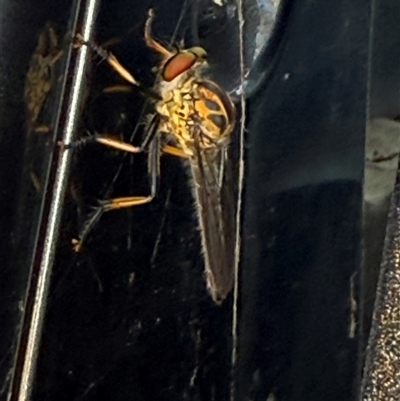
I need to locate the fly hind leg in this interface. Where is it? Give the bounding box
[72,194,155,252]
[73,115,161,252]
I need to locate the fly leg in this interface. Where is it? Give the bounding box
[76,8,173,78]
[60,131,143,155]
[72,115,161,252]
[162,144,188,158]
[144,9,175,58]
[75,33,160,100]
[75,33,139,87]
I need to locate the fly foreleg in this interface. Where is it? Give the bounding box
[75,33,139,87]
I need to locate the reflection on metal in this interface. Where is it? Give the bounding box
[10,1,100,401]
[360,119,400,400]
[24,23,63,134]
[24,23,67,193]
[254,0,280,59]
[232,0,280,99]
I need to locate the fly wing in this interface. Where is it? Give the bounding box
[188,133,236,304]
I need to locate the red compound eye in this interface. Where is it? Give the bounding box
[162,46,207,82]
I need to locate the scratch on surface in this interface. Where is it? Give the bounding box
[267,392,279,401]
[150,189,171,266]
[1,365,12,397]
[349,272,357,338]
[88,259,104,293]
[128,272,135,285]
[189,328,201,388]
[78,378,103,400]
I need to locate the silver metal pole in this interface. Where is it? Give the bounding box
[12,1,100,400]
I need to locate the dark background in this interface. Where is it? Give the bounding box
[1,0,399,400]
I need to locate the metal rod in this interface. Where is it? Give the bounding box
[11,1,100,400]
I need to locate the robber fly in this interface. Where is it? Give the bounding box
[72,9,237,304]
